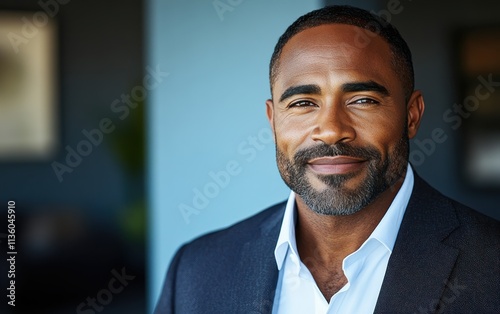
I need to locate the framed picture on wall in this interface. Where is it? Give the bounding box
[0,11,58,160]
[456,26,500,188]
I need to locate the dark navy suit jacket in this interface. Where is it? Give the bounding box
[154,175,500,313]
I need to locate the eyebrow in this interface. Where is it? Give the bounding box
[279,84,321,102]
[342,81,390,96]
[278,80,390,103]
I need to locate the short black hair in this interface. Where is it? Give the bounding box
[269,5,414,101]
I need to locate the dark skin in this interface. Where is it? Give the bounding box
[266,24,425,300]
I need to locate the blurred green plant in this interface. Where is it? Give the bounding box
[109,89,146,244]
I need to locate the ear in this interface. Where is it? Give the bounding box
[266,99,275,134]
[406,90,425,139]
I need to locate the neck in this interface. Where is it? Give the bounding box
[295,176,404,266]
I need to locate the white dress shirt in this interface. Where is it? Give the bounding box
[272,165,414,314]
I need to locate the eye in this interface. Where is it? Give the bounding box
[288,100,317,108]
[349,98,380,106]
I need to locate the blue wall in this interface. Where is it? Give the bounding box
[147,0,321,310]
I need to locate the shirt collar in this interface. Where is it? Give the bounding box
[274,191,298,270]
[274,164,415,270]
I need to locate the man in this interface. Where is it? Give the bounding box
[155,5,500,314]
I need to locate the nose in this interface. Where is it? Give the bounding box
[311,104,356,145]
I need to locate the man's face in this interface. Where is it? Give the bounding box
[267,24,423,216]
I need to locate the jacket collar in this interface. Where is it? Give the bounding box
[231,202,285,313]
[374,174,460,313]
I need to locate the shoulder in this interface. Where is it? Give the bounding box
[155,202,286,313]
[169,200,285,291]
[411,173,500,243]
[448,199,500,246]
[179,200,286,258]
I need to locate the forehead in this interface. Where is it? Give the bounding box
[274,24,399,95]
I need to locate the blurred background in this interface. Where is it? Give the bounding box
[0,0,499,313]
[0,0,145,313]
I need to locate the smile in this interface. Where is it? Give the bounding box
[307,156,367,175]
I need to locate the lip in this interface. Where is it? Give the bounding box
[307,156,367,175]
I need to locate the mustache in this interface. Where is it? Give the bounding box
[293,142,381,165]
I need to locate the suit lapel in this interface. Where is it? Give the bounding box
[374,175,460,314]
[230,204,284,314]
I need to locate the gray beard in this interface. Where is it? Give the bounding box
[276,135,408,216]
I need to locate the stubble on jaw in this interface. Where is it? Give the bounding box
[275,130,409,216]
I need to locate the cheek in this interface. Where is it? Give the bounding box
[354,111,406,156]
[273,108,322,151]
[274,116,316,159]
[274,128,297,159]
